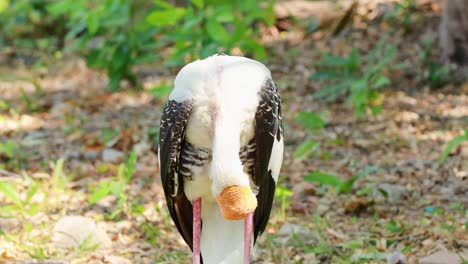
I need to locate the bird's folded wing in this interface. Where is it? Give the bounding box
[253,78,284,242]
[158,99,195,250]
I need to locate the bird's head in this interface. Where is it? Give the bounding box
[216,185,257,221]
[209,161,258,221]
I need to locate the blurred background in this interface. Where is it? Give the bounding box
[0,0,467,263]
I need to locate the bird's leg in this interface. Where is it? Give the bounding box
[244,212,253,264]
[193,198,202,264]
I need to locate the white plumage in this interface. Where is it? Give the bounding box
[157,54,283,264]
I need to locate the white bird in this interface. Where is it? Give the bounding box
[157,54,284,264]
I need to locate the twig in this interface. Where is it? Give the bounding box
[0,168,22,180]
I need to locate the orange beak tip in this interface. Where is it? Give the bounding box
[216,185,257,221]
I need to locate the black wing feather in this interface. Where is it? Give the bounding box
[158,100,195,251]
[252,79,283,242]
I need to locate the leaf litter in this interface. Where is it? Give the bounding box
[0,1,467,263]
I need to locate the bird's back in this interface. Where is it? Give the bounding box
[170,54,272,150]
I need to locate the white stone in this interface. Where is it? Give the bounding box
[51,216,111,250]
[420,251,462,264]
[102,148,125,163]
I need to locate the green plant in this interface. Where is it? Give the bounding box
[293,111,325,160]
[304,166,379,194]
[76,235,100,254]
[0,0,66,54]
[148,82,172,101]
[0,178,39,217]
[0,140,28,169]
[294,139,320,160]
[52,158,68,191]
[296,111,325,131]
[0,0,8,13]
[88,151,137,219]
[147,0,275,66]
[293,111,381,197]
[18,82,45,112]
[311,40,396,116]
[140,222,161,245]
[2,0,274,91]
[351,251,394,262]
[47,0,158,91]
[274,183,293,220]
[439,127,468,164]
[419,37,452,88]
[384,220,405,234]
[100,128,119,144]
[384,0,421,33]
[0,140,16,159]
[0,99,10,111]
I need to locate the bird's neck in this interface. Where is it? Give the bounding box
[200,200,246,264]
[210,109,249,198]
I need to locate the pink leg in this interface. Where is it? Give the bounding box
[244,212,253,264]
[193,198,202,264]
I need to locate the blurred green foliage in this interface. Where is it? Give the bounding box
[0,0,66,53]
[419,36,452,88]
[384,0,421,34]
[439,127,468,164]
[0,0,274,91]
[0,140,27,169]
[311,40,397,116]
[46,0,157,91]
[304,166,379,194]
[294,111,324,160]
[88,151,137,219]
[0,0,8,12]
[147,0,274,66]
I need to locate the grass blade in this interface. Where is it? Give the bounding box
[439,131,467,164]
[304,172,342,187]
[0,181,23,207]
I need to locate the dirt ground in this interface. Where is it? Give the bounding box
[0,1,467,263]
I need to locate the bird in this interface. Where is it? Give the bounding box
[157,54,284,264]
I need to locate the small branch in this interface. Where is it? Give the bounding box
[0,168,22,180]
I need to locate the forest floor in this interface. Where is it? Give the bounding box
[0,1,467,264]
